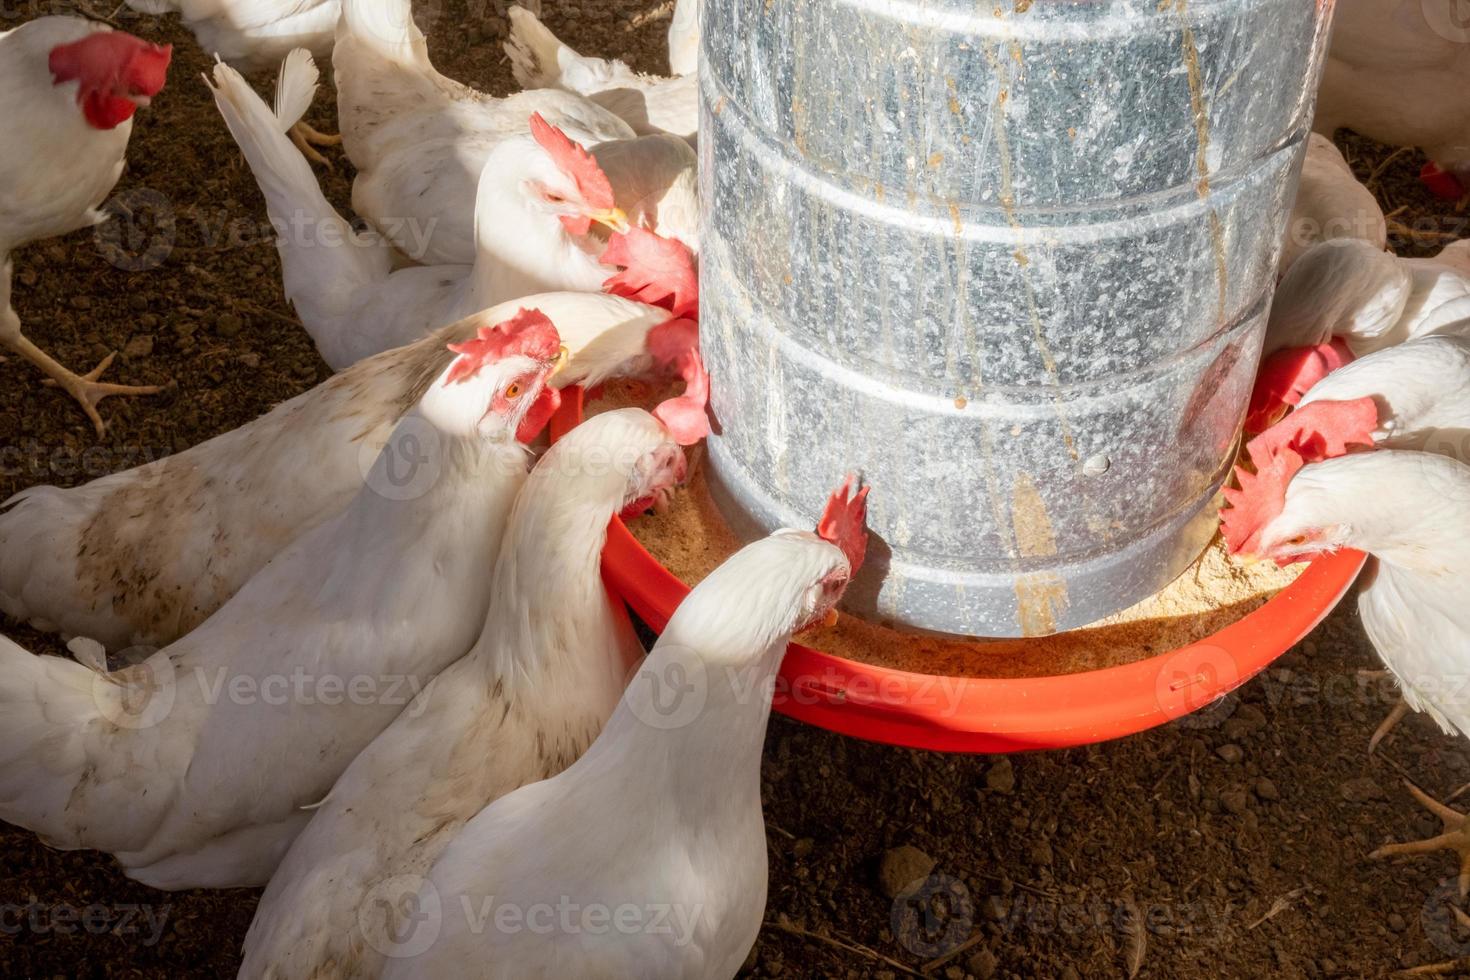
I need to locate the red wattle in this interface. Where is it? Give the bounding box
[1421,162,1465,201]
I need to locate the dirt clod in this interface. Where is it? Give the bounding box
[877,845,936,899]
[986,757,1016,793]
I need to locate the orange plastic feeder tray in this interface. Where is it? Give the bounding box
[551,388,1365,753]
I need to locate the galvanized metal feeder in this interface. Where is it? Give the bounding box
[698,0,1335,637]
[561,0,1359,752]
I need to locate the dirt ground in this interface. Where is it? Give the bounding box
[3,2,1469,977]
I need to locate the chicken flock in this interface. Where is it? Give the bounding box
[0,0,1469,974]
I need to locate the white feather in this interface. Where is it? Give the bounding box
[272,48,319,132]
[0,292,674,652]
[240,410,675,978]
[1298,336,1470,460]
[505,5,698,144]
[1315,1,1470,177]
[1279,133,1385,274]
[333,0,695,268]
[1264,451,1470,739]
[380,532,850,980]
[0,350,554,890]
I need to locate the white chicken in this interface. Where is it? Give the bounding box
[1314,0,1470,200]
[1296,336,1470,462]
[1290,335,1470,751]
[504,5,698,144]
[0,309,566,889]
[668,0,699,76]
[1225,361,1470,893]
[0,291,697,652]
[238,408,689,979]
[1244,450,1470,894]
[1280,133,1386,273]
[209,54,639,369]
[379,481,870,980]
[1248,238,1470,432]
[125,0,342,160]
[0,18,170,435]
[333,0,699,266]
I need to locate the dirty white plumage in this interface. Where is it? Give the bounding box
[209,54,629,369]
[1258,450,1470,740]
[0,292,676,651]
[1279,133,1386,274]
[380,529,856,980]
[667,0,699,76]
[334,0,696,265]
[239,409,684,979]
[1315,0,1470,187]
[1265,238,1470,356]
[1297,336,1470,462]
[0,336,563,890]
[505,4,698,144]
[125,0,338,75]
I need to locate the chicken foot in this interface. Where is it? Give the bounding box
[1,301,162,438]
[1371,779,1470,899]
[289,121,343,168]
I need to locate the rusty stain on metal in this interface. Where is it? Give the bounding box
[1014,573,1069,637]
[1171,0,1231,321]
[1010,472,1059,559]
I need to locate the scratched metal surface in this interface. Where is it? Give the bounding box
[700,0,1335,637]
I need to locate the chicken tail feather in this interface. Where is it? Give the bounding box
[272,49,320,133]
[504,5,567,90]
[0,634,119,851]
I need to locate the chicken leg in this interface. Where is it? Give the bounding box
[1,263,161,437]
[1371,780,1470,899]
[289,121,342,169]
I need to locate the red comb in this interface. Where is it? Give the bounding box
[1221,397,1378,555]
[652,348,710,446]
[1421,162,1465,202]
[817,475,871,575]
[1244,339,1353,435]
[646,317,700,370]
[600,228,699,319]
[516,386,562,444]
[528,112,615,223]
[445,308,561,385]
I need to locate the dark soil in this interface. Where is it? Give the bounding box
[3,3,1469,978]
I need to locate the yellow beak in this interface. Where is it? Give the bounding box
[550,345,571,376]
[586,207,630,234]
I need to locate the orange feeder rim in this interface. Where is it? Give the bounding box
[552,387,1365,754]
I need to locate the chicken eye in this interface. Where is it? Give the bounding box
[1286,534,1309,546]
[504,382,523,400]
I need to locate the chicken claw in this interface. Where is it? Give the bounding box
[289,120,342,168]
[1369,699,1411,755]
[1371,780,1470,899]
[18,336,162,437]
